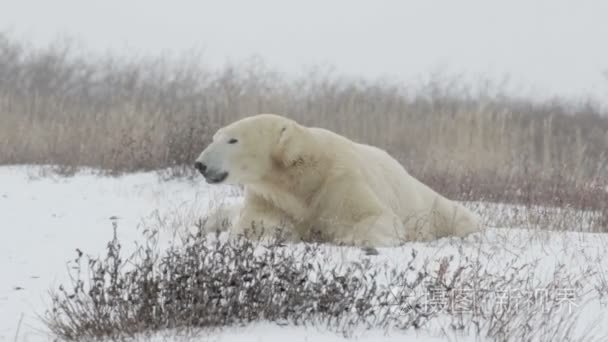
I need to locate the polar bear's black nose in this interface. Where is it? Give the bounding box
[194,161,207,174]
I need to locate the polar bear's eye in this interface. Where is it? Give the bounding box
[228,138,238,144]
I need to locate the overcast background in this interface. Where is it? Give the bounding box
[2,0,607,103]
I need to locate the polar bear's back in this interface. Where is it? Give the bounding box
[354,143,479,239]
[310,127,430,214]
[353,142,429,213]
[309,126,479,240]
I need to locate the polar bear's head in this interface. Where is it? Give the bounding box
[195,114,305,185]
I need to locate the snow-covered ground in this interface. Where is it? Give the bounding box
[0,166,230,341]
[1,166,608,341]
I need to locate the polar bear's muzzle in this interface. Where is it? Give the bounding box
[205,170,229,184]
[194,161,229,184]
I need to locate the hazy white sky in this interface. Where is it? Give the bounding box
[2,0,607,101]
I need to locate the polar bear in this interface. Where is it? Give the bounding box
[195,114,480,247]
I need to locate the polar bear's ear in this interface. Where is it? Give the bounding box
[273,123,303,167]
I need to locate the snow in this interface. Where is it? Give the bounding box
[135,323,452,342]
[1,165,608,341]
[0,166,231,341]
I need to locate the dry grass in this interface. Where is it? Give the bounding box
[1,32,607,213]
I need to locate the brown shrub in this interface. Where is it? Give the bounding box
[1,33,607,215]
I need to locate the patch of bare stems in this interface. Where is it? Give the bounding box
[0,32,606,226]
[44,221,603,341]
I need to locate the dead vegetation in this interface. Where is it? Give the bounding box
[44,221,603,342]
[0,32,607,214]
[1,31,605,341]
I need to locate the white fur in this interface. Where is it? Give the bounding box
[196,114,480,247]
